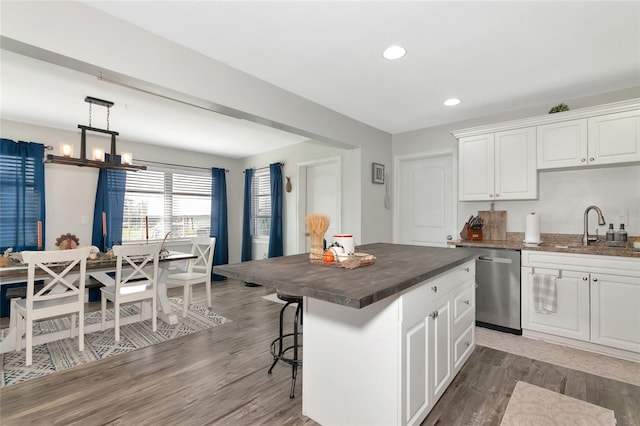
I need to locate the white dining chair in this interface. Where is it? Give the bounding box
[101,243,160,342]
[166,237,216,317]
[13,246,92,366]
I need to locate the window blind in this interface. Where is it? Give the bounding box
[252,168,271,237]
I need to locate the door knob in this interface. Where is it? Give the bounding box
[431,285,438,293]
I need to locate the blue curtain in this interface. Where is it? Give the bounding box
[0,139,45,252]
[210,167,228,280]
[241,168,253,262]
[91,154,126,252]
[268,162,284,258]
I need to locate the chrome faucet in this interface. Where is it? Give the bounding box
[582,205,606,245]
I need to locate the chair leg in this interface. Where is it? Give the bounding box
[15,311,22,353]
[151,295,157,332]
[70,313,77,339]
[114,302,120,342]
[290,303,302,398]
[206,280,212,308]
[26,318,33,366]
[78,306,84,352]
[183,285,189,318]
[101,295,107,331]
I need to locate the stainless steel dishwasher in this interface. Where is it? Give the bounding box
[459,247,522,335]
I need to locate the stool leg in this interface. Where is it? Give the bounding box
[289,302,302,398]
[268,301,289,374]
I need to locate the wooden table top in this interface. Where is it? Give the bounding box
[213,243,475,309]
[0,251,195,283]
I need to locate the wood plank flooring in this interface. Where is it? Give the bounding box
[1,279,638,425]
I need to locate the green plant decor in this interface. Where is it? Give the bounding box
[549,103,570,114]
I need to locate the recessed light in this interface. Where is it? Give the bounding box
[444,98,461,106]
[383,45,406,60]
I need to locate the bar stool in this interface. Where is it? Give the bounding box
[267,291,303,398]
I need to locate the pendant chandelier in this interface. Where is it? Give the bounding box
[45,96,146,172]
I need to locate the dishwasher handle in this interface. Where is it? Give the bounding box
[477,255,513,264]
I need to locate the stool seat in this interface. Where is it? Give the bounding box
[268,291,303,398]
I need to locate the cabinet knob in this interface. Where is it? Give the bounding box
[465,341,471,347]
[464,267,470,272]
[495,194,500,197]
[431,285,438,293]
[589,157,595,162]
[593,278,598,282]
[582,277,588,281]
[489,194,494,198]
[429,311,439,319]
[463,300,470,305]
[581,158,586,162]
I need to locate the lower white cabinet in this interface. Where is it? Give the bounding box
[303,261,476,426]
[401,272,475,426]
[521,251,640,355]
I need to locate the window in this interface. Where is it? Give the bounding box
[122,169,211,242]
[252,168,271,238]
[0,139,45,251]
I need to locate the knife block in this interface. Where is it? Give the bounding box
[460,223,483,241]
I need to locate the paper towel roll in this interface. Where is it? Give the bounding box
[524,213,541,243]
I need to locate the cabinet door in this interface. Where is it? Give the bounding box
[428,298,452,402]
[458,134,494,201]
[537,119,588,169]
[494,127,537,199]
[402,317,429,425]
[590,273,640,353]
[522,268,590,341]
[588,110,640,165]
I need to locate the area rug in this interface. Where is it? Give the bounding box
[0,297,230,387]
[500,381,616,426]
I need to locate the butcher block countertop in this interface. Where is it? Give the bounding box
[213,243,475,309]
[448,232,640,258]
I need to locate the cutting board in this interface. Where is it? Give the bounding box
[477,207,507,241]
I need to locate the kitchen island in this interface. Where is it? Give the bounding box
[213,243,476,426]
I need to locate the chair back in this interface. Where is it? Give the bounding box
[112,244,160,293]
[21,247,92,310]
[189,237,216,276]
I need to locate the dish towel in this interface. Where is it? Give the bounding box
[533,273,557,314]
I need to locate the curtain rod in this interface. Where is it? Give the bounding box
[137,158,229,172]
[243,162,284,173]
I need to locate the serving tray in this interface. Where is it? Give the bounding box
[310,253,376,269]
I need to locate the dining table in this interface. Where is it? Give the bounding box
[0,251,196,353]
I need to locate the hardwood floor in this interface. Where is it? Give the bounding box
[1,279,638,425]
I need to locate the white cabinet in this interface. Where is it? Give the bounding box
[537,119,588,169]
[521,251,640,356]
[458,127,537,201]
[400,263,475,426]
[522,268,590,341]
[537,110,640,169]
[304,261,476,426]
[591,273,640,353]
[588,110,640,166]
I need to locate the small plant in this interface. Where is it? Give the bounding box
[549,103,570,114]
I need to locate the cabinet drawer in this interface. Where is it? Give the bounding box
[454,322,475,370]
[401,261,475,322]
[453,280,474,326]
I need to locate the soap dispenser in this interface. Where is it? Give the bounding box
[616,224,628,245]
[606,224,615,247]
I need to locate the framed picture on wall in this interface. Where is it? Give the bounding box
[372,163,385,184]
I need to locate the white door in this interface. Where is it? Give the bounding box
[299,158,341,253]
[396,154,454,247]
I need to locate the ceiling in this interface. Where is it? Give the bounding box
[2,1,639,158]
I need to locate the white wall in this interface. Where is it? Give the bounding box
[392,87,640,238]
[239,140,361,257]
[1,1,393,245]
[1,119,241,255]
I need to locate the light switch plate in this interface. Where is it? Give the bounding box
[81,215,89,225]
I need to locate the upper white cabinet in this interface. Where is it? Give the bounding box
[458,127,537,201]
[537,119,588,169]
[538,110,640,169]
[454,99,640,180]
[588,110,640,166]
